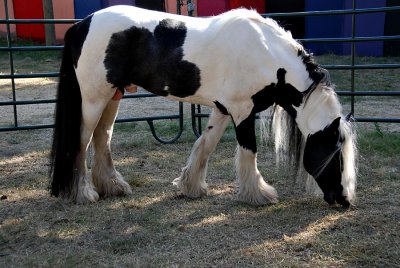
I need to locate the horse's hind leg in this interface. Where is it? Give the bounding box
[92,99,132,197]
[75,102,109,203]
[234,113,278,205]
[173,108,230,198]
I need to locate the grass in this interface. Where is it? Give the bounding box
[358,129,400,157]
[0,50,61,75]
[0,37,61,75]
[0,122,399,267]
[315,55,400,95]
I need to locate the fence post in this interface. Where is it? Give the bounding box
[43,0,56,45]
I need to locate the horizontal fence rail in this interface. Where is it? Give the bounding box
[264,5,400,17]
[269,4,400,123]
[0,2,184,143]
[0,2,399,141]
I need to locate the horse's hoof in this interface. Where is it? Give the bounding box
[172,177,208,198]
[76,190,99,204]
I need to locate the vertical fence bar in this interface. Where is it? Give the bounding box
[43,0,56,45]
[187,0,194,16]
[196,104,202,135]
[177,0,181,15]
[4,0,18,127]
[350,0,356,115]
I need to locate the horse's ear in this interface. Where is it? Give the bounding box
[345,112,354,122]
[327,117,341,132]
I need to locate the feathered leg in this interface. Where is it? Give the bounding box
[173,108,230,198]
[92,99,132,197]
[234,113,278,205]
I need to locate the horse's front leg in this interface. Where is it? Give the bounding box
[173,108,230,198]
[234,113,278,205]
[92,99,132,198]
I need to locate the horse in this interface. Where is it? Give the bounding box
[49,6,357,207]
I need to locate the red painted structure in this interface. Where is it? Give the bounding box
[197,0,265,17]
[228,0,265,13]
[197,0,228,16]
[13,0,45,41]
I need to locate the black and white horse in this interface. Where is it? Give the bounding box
[50,6,357,207]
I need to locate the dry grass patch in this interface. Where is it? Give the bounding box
[1,124,399,267]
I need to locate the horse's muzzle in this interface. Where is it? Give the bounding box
[324,191,350,208]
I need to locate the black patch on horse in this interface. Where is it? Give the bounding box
[274,68,304,117]
[251,83,275,114]
[214,101,229,115]
[251,68,303,117]
[235,113,257,153]
[303,117,349,207]
[154,19,186,49]
[237,67,303,154]
[104,19,201,98]
[70,14,93,67]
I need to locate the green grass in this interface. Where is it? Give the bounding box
[0,37,61,74]
[358,129,400,157]
[317,55,400,92]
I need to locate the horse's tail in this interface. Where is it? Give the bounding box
[49,24,82,198]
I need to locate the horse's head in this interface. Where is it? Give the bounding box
[302,117,350,207]
[294,85,357,208]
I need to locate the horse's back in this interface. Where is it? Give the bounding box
[75,6,310,109]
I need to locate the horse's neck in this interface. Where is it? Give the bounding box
[294,85,342,136]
